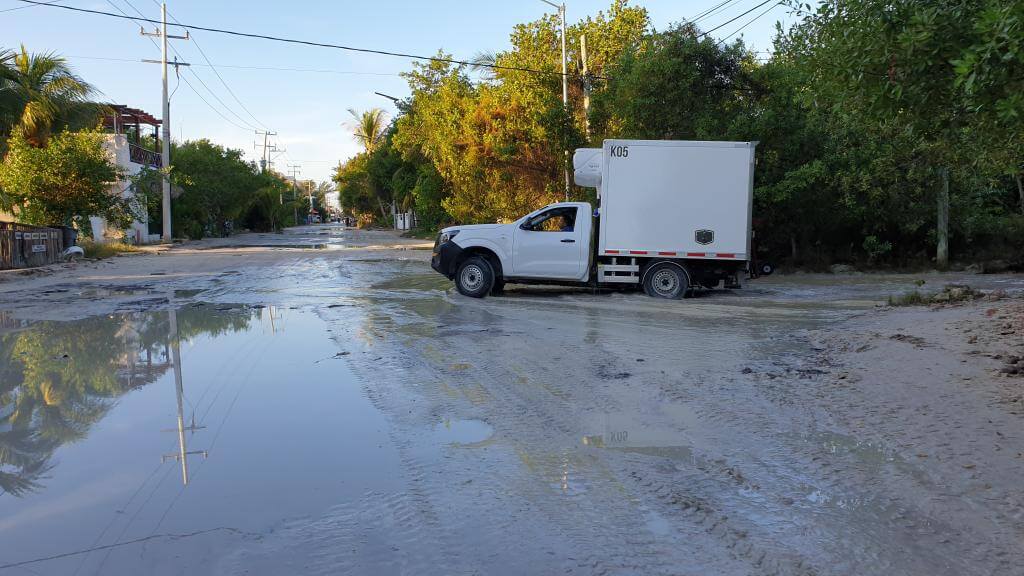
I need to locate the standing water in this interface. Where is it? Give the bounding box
[0,305,400,575]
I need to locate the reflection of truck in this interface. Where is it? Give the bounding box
[431,139,757,298]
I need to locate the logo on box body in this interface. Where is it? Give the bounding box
[695,229,714,245]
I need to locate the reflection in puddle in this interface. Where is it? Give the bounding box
[0,306,253,497]
[434,418,493,445]
[0,305,401,575]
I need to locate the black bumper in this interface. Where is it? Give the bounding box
[431,241,464,279]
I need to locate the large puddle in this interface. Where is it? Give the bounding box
[0,305,402,575]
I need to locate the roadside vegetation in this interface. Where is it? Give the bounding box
[337,0,1023,270]
[2,1,1022,262]
[0,47,330,240]
[79,239,138,259]
[887,284,984,307]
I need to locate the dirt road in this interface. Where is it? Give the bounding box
[0,225,1021,576]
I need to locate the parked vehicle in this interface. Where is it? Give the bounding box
[431,139,758,298]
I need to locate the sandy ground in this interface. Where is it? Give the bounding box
[0,225,1022,575]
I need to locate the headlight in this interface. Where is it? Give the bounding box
[439,230,459,244]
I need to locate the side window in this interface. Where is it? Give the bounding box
[522,207,577,232]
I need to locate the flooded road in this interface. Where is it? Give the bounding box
[0,305,402,575]
[1,225,1022,575]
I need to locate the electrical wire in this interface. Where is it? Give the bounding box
[0,0,61,13]
[179,74,253,131]
[64,55,404,76]
[15,0,604,80]
[698,0,778,38]
[100,0,259,131]
[717,2,783,45]
[690,0,742,25]
[153,0,272,131]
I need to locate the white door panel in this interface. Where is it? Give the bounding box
[512,207,583,279]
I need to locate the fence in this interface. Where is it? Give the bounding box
[0,222,66,270]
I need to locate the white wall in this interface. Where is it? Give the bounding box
[90,134,158,244]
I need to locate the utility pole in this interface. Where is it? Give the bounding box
[255,130,277,173]
[580,33,591,140]
[937,166,950,269]
[141,3,189,243]
[540,0,570,200]
[288,164,301,224]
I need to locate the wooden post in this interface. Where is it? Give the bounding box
[937,166,950,269]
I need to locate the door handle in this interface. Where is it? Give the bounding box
[561,238,575,243]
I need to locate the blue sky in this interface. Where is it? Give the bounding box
[3,0,798,182]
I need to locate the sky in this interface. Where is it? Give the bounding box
[3,0,800,183]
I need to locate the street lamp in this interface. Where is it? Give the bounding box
[539,0,570,200]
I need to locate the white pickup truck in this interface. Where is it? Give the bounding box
[431,139,757,298]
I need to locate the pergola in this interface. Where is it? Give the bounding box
[103,105,161,141]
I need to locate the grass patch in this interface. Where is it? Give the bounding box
[887,290,930,306]
[401,228,440,240]
[888,284,981,306]
[81,240,139,260]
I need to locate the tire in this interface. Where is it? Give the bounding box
[455,256,494,298]
[643,262,689,299]
[760,262,775,276]
[490,278,506,296]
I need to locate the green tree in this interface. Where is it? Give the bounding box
[0,129,129,231]
[593,23,754,141]
[788,0,1019,267]
[0,45,104,151]
[169,139,260,238]
[346,108,388,153]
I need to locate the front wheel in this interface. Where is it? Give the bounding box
[643,262,690,299]
[455,256,495,298]
[759,262,775,276]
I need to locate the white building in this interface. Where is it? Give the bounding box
[90,105,163,244]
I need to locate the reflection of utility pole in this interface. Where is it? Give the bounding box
[163,309,206,486]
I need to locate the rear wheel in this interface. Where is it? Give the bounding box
[455,256,494,298]
[643,263,689,299]
[759,262,775,276]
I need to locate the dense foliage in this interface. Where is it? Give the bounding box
[336,0,1023,268]
[133,139,318,239]
[0,129,129,231]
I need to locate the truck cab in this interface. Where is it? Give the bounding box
[431,202,593,296]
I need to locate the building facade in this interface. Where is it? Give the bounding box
[90,105,163,244]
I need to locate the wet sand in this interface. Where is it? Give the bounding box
[0,225,1021,575]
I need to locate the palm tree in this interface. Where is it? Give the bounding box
[0,49,19,146]
[0,45,103,149]
[345,108,388,153]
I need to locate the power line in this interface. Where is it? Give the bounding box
[698,0,778,38]
[64,55,404,76]
[155,1,271,131]
[15,0,605,80]
[102,0,259,131]
[718,2,783,45]
[0,0,61,12]
[690,0,742,24]
[179,74,253,131]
